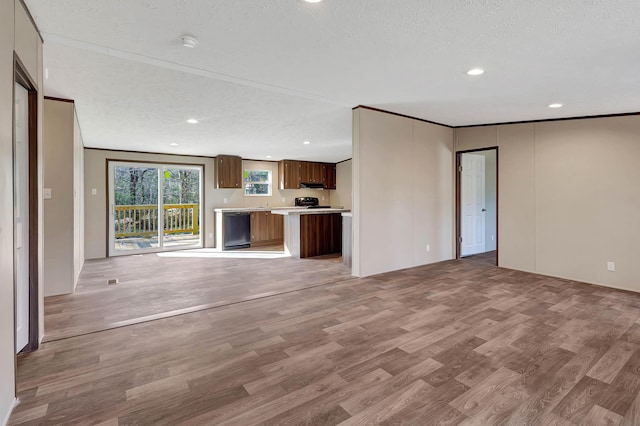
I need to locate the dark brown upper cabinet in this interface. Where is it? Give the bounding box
[323,163,337,190]
[300,161,324,184]
[279,160,301,189]
[215,155,242,189]
[279,159,337,190]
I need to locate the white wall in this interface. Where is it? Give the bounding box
[456,116,640,291]
[1,0,43,422]
[353,108,454,277]
[332,160,352,209]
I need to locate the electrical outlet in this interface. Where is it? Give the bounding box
[607,261,615,272]
[223,197,228,204]
[491,235,495,241]
[91,188,97,195]
[426,244,430,252]
[209,233,213,239]
[282,197,286,202]
[321,196,325,201]
[43,188,52,199]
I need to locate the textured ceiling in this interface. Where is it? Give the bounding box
[26,0,640,161]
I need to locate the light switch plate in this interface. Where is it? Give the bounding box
[223,197,228,204]
[607,261,615,272]
[91,188,97,195]
[43,188,52,199]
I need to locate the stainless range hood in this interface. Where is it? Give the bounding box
[300,182,324,189]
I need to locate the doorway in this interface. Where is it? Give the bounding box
[14,82,29,352]
[107,161,203,256]
[14,58,39,353]
[457,148,498,264]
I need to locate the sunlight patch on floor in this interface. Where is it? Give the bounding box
[156,248,290,259]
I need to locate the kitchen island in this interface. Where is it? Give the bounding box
[272,208,350,258]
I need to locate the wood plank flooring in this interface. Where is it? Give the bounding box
[12,251,640,425]
[44,249,348,341]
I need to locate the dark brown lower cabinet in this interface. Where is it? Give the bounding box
[300,213,342,258]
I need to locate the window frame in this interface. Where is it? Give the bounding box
[243,169,272,197]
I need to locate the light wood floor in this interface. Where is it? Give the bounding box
[12,252,640,425]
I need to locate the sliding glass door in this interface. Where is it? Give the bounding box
[108,161,202,256]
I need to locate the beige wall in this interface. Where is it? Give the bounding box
[84,152,332,259]
[84,149,216,259]
[43,99,85,296]
[353,108,454,277]
[224,160,333,208]
[73,110,85,285]
[332,160,352,209]
[44,100,76,295]
[456,116,640,291]
[1,0,43,422]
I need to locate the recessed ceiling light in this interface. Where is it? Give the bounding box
[266,155,272,159]
[170,143,179,146]
[303,0,323,3]
[187,119,199,124]
[179,35,199,48]
[467,68,485,76]
[548,103,563,108]
[303,141,311,145]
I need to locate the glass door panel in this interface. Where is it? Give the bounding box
[110,163,160,254]
[109,161,202,256]
[162,166,202,248]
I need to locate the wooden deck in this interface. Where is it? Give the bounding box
[12,252,640,425]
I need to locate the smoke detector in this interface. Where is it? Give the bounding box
[179,35,199,48]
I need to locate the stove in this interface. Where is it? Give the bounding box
[294,197,330,209]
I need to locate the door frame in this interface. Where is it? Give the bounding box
[455,146,499,263]
[13,53,39,353]
[106,159,205,257]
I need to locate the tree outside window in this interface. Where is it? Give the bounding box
[244,170,272,196]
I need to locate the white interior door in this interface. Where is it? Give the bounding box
[15,82,29,353]
[461,153,486,257]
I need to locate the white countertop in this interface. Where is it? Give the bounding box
[214,207,308,213]
[271,208,350,215]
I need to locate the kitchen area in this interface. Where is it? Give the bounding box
[213,157,352,264]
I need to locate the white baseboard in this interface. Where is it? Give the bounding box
[2,398,19,426]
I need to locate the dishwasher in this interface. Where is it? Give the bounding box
[223,212,251,250]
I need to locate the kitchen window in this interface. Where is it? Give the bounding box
[244,170,272,196]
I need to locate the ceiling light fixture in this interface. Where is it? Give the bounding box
[187,119,199,124]
[467,68,485,76]
[548,103,563,108]
[179,35,199,48]
[170,143,179,146]
[303,0,323,3]
[303,141,311,145]
[266,155,272,159]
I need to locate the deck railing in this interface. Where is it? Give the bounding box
[114,204,199,238]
